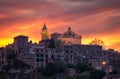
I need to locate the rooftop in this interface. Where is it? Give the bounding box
[14,35,28,38]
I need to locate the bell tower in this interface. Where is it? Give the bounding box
[41,23,49,40]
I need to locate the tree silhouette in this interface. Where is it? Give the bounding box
[6,49,16,60]
[48,39,56,48]
[76,61,93,73]
[90,70,106,79]
[41,62,56,76]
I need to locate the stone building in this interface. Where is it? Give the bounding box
[41,23,49,40]
[0,47,7,71]
[51,32,61,39]
[4,23,120,72]
[58,27,82,45]
[64,44,102,65]
[14,35,29,54]
[29,46,64,68]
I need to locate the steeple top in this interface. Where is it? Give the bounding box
[42,22,47,30]
[68,27,71,31]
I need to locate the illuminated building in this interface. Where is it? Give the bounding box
[58,27,82,45]
[41,23,49,40]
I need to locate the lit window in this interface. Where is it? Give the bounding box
[102,61,107,65]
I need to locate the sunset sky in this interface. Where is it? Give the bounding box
[0,0,120,51]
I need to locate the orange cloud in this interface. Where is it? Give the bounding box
[0,0,120,52]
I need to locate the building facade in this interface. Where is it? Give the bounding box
[4,24,120,72]
[58,27,82,45]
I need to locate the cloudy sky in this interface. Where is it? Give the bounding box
[0,0,120,51]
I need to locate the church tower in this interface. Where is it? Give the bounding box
[41,23,49,40]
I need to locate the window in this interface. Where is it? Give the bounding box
[45,55,48,58]
[46,59,48,62]
[40,54,44,57]
[37,63,39,66]
[70,55,72,59]
[40,58,44,62]
[36,58,39,62]
[41,63,43,67]
[51,55,54,59]
[36,58,44,62]
[36,54,39,57]
[36,49,39,53]
[41,49,43,52]
[65,51,68,53]
[68,33,72,36]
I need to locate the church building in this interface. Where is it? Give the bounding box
[58,27,82,45]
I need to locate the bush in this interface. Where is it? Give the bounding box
[90,70,106,79]
[76,62,93,73]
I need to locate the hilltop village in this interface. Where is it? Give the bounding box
[0,23,120,79]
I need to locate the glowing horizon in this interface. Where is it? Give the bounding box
[0,0,120,51]
[0,25,120,52]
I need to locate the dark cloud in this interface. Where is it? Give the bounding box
[0,0,56,16]
[0,0,59,29]
[0,0,120,34]
[0,0,52,9]
[48,0,120,36]
[44,0,120,25]
[106,15,120,30]
[71,14,120,37]
[63,0,120,16]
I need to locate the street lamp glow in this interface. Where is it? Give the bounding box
[102,61,107,65]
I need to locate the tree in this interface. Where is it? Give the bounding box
[109,66,119,75]
[36,66,44,73]
[55,39,64,48]
[2,64,12,72]
[0,72,8,79]
[90,70,106,79]
[6,49,16,60]
[12,59,31,69]
[48,39,56,48]
[76,71,90,79]
[109,70,118,75]
[2,59,32,73]
[41,62,56,76]
[76,61,93,73]
[53,59,65,73]
[40,61,65,77]
[65,63,75,68]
